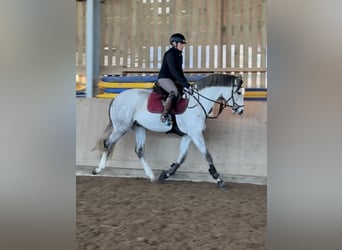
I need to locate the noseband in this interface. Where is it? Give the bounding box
[225,81,245,113]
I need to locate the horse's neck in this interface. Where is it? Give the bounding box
[192,86,227,113]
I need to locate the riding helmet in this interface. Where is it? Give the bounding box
[170,33,187,45]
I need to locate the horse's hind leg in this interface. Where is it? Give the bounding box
[190,133,225,188]
[133,125,156,182]
[159,135,192,181]
[92,129,127,175]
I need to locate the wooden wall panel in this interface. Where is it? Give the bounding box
[77,0,267,88]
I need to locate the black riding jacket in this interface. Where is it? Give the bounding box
[158,47,188,87]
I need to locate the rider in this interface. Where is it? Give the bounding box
[158,33,192,125]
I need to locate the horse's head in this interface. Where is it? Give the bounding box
[225,75,245,115]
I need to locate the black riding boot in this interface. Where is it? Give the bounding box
[161,95,173,125]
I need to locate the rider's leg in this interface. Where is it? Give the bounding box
[158,78,178,124]
[161,91,176,122]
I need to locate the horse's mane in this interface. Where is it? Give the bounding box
[194,74,237,90]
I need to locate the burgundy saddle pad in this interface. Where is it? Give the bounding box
[147,92,188,114]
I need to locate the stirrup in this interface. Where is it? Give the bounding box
[161,113,172,125]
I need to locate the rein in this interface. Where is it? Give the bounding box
[185,81,244,119]
[189,91,226,119]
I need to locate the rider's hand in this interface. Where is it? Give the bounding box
[185,85,194,95]
[184,81,191,89]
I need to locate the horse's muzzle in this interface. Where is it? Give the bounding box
[233,108,244,115]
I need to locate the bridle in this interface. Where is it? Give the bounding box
[186,77,244,119]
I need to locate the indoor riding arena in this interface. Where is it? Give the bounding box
[76,0,267,249]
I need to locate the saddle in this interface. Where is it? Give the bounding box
[147,82,188,114]
[147,81,188,136]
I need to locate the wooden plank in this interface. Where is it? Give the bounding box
[183,0,192,68]
[215,0,221,69]
[207,0,216,69]
[160,0,169,66]
[139,1,149,69]
[204,1,211,69]
[217,0,224,69]
[113,0,122,67]
[136,5,142,69]
[157,0,164,60]
[259,0,267,88]
[174,0,182,33]
[121,0,129,67]
[78,65,127,76]
[199,0,207,69]
[99,66,127,76]
[122,67,266,74]
[136,0,145,68]
[234,0,240,70]
[98,82,154,88]
[105,0,112,67]
[118,0,127,67]
[246,0,253,88]
[229,0,236,68]
[250,0,258,87]
[239,0,245,71]
[243,0,250,72]
[168,0,175,33]
[129,0,138,68]
[224,0,232,68]
[156,0,168,69]
[107,1,118,66]
[152,0,159,69]
[100,1,108,68]
[190,0,199,69]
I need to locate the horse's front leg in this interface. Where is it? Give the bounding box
[159,135,192,181]
[191,133,225,188]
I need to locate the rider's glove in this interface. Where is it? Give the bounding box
[184,84,194,95]
[183,81,191,88]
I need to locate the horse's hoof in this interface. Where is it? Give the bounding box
[158,170,169,182]
[217,180,225,188]
[92,168,100,175]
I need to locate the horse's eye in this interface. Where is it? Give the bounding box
[237,91,241,95]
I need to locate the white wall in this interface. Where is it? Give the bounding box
[76,98,267,184]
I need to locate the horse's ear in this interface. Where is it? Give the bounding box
[238,75,244,87]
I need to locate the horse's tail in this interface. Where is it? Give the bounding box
[91,122,113,152]
[91,98,115,153]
